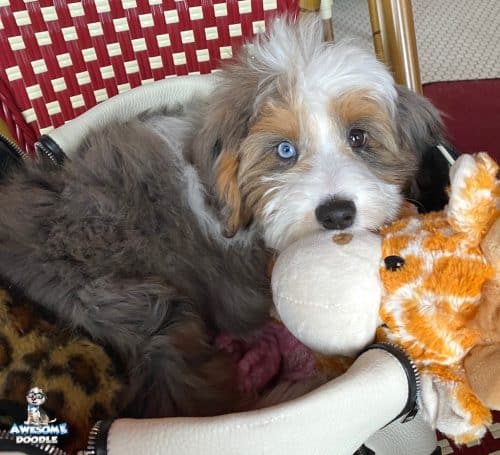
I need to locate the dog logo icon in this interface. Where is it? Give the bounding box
[24,387,56,426]
[8,386,69,445]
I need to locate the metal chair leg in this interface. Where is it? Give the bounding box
[368,0,422,93]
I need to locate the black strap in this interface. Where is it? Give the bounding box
[35,135,67,165]
[362,342,420,423]
[353,444,375,455]
[84,419,115,455]
[0,439,61,454]
[353,444,441,455]
[0,134,23,181]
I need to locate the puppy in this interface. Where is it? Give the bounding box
[0,15,446,417]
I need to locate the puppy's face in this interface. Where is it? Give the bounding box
[232,90,406,251]
[199,16,442,251]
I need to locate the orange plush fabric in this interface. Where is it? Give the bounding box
[377,152,499,444]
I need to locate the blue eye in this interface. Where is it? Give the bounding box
[276,141,297,160]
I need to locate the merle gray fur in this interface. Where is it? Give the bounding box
[0,109,273,417]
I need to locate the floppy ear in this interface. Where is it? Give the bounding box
[192,16,307,236]
[395,85,459,212]
[191,67,261,237]
[214,150,253,237]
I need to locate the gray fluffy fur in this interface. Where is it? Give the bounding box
[0,110,272,417]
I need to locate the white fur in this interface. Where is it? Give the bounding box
[261,156,402,251]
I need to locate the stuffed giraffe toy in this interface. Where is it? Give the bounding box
[272,152,499,444]
[377,152,499,443]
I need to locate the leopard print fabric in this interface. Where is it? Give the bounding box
[0,282,124,453]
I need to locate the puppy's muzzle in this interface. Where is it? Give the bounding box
[315,199,356,230]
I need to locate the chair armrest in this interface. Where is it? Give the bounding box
[41,74,216,159]
[97,348,413,455]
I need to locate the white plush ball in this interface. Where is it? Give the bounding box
[271,230,382,356]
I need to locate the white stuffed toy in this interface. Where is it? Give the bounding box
[271,231,381,356]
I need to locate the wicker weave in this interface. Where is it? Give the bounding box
[0,0,298,154]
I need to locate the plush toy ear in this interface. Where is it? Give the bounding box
[446,152,499,244]
[215,151,253,238]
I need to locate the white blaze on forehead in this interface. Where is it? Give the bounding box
[301,99,340,161]
[300,41,396,110]
[283,97,335,162]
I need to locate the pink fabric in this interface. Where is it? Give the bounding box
[217,320,317,393]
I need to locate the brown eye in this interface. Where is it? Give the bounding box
[348,128,368,149]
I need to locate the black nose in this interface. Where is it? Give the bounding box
[315,199,356,230]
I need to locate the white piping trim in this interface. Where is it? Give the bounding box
[437,143,456,166]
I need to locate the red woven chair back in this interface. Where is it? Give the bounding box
[0,0,298,154]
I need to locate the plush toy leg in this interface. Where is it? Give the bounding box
[419,373,491,444]
[465,344,500,411]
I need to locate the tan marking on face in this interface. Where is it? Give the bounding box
[330,89,415,185]
[215,153,239,204]
[238,140,285,219]
[236,102,306,220]
[240,112,315,222]
[330,89,391,126]
[250,103,300,142]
